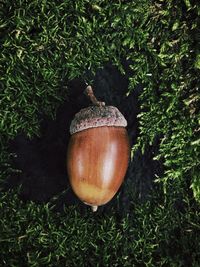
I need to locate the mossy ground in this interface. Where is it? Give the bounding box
[1,189,199,267]
[0,1,200,266]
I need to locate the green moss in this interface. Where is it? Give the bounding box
[0,190,199,266]
[0,0,200,265]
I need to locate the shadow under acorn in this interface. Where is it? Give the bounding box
[4,63,164,216]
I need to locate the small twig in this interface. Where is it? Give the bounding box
[84,85,105,107]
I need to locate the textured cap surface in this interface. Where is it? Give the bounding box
[70,106,127,134]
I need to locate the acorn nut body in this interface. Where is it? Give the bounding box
[67,106,130,211]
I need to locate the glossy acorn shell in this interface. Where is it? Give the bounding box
[67,126,130,207]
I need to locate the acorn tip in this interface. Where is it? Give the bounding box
[91,205,98,212]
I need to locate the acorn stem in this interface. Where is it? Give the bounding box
[91,205,98,212]
[84,85,105,107]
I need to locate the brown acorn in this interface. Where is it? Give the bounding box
[67,86,130,212]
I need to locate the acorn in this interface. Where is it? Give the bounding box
[67,86,130,212]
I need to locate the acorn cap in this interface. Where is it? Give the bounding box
[70,106,127,134]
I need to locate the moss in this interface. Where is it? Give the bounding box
[0,189,199,266]
[0,0,200,265]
